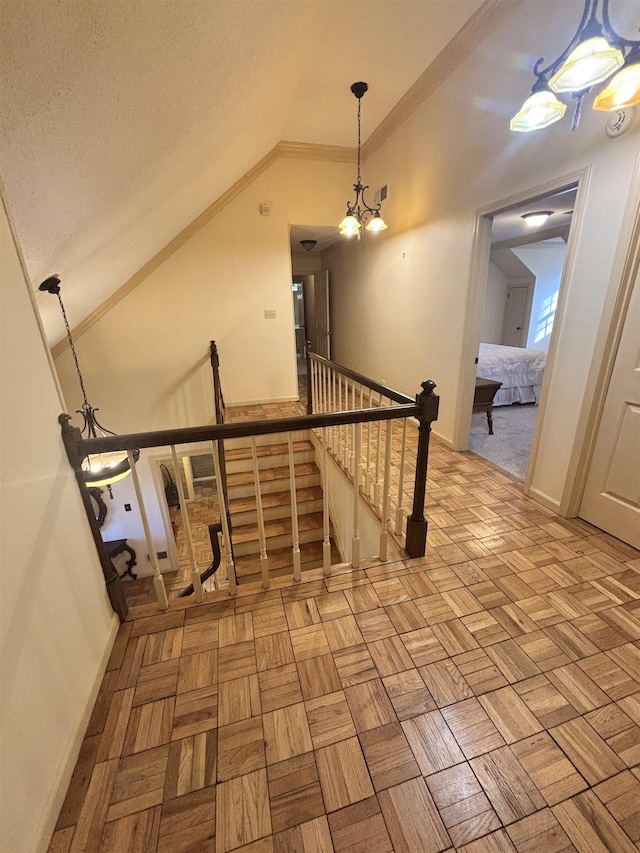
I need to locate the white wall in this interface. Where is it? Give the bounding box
[0,198,117,853]
[53,156,353,432]
[480,261,509,344]
[513,242,567,352]
[325,0,640,510]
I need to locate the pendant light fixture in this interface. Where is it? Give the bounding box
[339,82,388,237]
[40,275,139,495]
[511,0,640,133]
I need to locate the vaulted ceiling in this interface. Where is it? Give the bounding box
[0,0,489,342]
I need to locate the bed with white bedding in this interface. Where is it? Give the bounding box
[477,343,546,406]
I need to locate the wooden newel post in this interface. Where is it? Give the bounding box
[58,413,128,622]
[305,340,313,415]
[405,381,439,558]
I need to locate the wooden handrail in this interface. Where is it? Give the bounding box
[70,404,420,455]
[209,340,225,423]
[307,349,414,405]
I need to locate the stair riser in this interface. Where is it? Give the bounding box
[230,498,324,527]
[224,449,315,475]
[232,526,325,556]
[227,472,319,498]
[223,430,311,451]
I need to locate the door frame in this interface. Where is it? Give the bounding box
[566,162,640,517]
[454,167,589,498]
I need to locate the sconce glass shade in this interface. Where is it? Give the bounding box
[549,37,624,93]
[365,212,388,232]
[339,213,362,236]
[593,61,640,110]
[510,90,567,132]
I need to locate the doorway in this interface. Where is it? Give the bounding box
[466,184,577,481]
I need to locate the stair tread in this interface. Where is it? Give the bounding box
[225,439,313,462]
[228,485,322,514]
[232,511,325,544]
[234,539,341,577]
[227,461,319,488]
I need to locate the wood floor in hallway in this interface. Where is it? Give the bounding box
[49,434,640,853]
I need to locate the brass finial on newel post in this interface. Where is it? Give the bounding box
[405,380,439,559]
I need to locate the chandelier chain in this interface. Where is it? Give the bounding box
[57,291,90,410]
[357,96,362,183]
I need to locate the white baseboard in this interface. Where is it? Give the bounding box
[526,486,562,513]
[35,613,120,853]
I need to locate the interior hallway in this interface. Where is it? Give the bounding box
[48,422,640,852]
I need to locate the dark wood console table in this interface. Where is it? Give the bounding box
[104,539,138,580]
[473,378,502,435]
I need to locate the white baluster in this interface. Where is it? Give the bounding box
[182,455,196,501]
[379,419,393,561]
[170,446,203,602]
[251,437,270,589]
[288,433,302,582]
[352,422,362,568]
[331,368,338,456]
[365,387,373,496]
[395,419,408,535]
[127,450,168,610]
[374,393,383,508]
[321,427,332,575]
[211,439,237,595]
[338,374,345,466]
[345,378,353,470]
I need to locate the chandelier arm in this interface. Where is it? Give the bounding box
[359,185,381,217]
[601,0,640,49]
[533,0,596,85]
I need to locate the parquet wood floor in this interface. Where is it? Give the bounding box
[51,401,640,852]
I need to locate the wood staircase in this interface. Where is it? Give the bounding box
[224,436,340,585]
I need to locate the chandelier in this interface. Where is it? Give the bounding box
[40,276,139,495]
[339,82,388,237]
[511,0,640,133]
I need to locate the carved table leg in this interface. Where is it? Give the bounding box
[120,543,138,579]
[487,408,494,435]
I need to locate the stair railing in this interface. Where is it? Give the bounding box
[306,348,439,561]
[60,357,438,618]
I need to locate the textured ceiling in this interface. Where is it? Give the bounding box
[0,0,485,342]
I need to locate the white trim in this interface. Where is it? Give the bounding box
[527,487,561,513]
[35,614,120,853]
[455,168,591,498]
[564,152,640,517]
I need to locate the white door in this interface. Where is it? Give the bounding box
[502,284,530,347]
[314,270,331,358]
[579,263,640,548]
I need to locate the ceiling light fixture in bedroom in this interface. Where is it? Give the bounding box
[522,211,553,227]
[510,0,640,132]
[339,82,388,238]
[39,275,140,496]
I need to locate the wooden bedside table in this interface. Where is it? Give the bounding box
[474,378,503,435]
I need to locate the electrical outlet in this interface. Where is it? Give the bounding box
[157,551,168,560]
[124,503,131,511]
[264,309,276,320]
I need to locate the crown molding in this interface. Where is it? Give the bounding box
[52,141,355,358]
[362,0,514,160]
[278,141,357,163]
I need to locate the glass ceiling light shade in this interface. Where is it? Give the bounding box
[510,89,567,131]
[39,275,139,495]
[522,211,553,227]
[593,54,640,110]
[340,82,388,236]
[511,0,640,133]
[549,36,624,92]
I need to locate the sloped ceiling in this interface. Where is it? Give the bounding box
[0,0,488,343]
